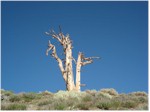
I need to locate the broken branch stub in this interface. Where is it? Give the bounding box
[80,84,86,86]
[81,54,100,66]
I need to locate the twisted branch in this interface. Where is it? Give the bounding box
[46,40,67,82]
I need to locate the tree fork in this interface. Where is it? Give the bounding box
[45,26,100,92]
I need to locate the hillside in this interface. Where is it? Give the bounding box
[1,89,148,110]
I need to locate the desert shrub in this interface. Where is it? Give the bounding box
[95,91,112,100]
[54,91,86,101]
[96,102,111,110]
[51,96,80,110]
[121,100,137,108]
[141,104,148,110]
[76,103,89,110]
[1,105,7,110]
[100,88,118,96]
[54,103,66,110]
[96,94,139,110]
[9,95,20,102]
[111,94,139,109]
[46,96,69,110]
[138,96,147,103]
[109,101,121,110]
[1,89,148,110]
[82,94,93,102]
[85,90,97,96]
[20,92,39,102]
[38,101,49,106]
[55,105,65,110]
[115,94,132,102]
[54,91,71,99]
[2,103,26,110]
[2,90,14,96]
[38,99,53,106]
[130,92,147,97]
[66,96,79,106]
[22,94,35,102]
[1,89,5,94]
[135,103,148,110]
[1,95,10,101]
[40,90,54,96]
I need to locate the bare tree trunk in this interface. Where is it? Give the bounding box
[65,43,75,91]
[45,27,100,92]
[76,52,82,92]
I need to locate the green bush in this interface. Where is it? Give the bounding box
[1,105,6,110]
[2,104,27,110]
[66,97,79,107]
[9,95,20,102]
[96,102,111,110]
[54,90,85,100]
[1,89,148,110]
[20,92,40,102]
[100,88,118,96]
[54,103,66,110]
[2,90,14,96]
[95,92,112,100]
[109,101,121,110]
[76,103,89,110]
[122,101,137,108]
[23,94,35,102]
[142,104,148,110]
[38,100,52,106]
[85,90,97,96]
[138,97,147,103]
[41,90,54,96]
[135,103,148,110]
[130,92,147,97]
[82,95,92,102]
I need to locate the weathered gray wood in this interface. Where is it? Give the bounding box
[46,41,67,82]
[76,52,82,92]
[45,27,99,92]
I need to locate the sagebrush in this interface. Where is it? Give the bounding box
[1,89,148,110]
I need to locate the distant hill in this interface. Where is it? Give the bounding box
[1,89,148,110]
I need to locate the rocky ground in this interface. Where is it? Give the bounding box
[1,89,148,110]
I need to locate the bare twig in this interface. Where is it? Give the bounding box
[80,84,86,86]
[45,29,63,44]
[72,57,76,64]
[84,57,100,60]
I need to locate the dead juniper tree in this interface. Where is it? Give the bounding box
[45,26,100,92]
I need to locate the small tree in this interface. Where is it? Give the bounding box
[45,26,100,92]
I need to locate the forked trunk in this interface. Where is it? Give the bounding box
[45,27,99,92]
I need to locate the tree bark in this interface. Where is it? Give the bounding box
[65,42,75,91]
[76,52,82,92]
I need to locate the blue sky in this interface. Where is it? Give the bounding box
[1,1,148,93]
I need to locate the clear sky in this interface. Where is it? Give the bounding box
[1,1,148,93]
